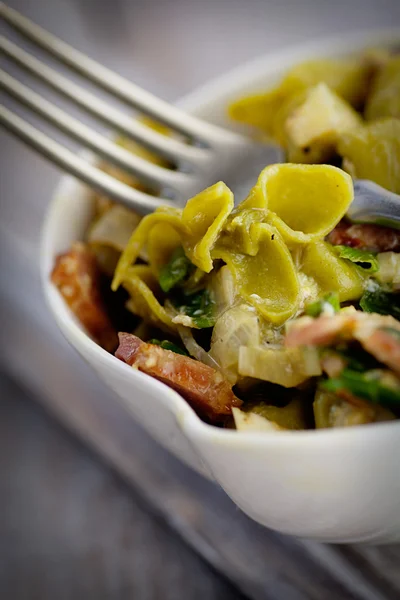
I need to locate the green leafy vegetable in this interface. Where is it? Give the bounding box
[172,288,216,328]
[360,286,400,319]
[334,245,379,273]
[323,369,400,408]
[148,339,188,355]
[159,246,194,293]
[305,292,340,317]
[333,346,381,372]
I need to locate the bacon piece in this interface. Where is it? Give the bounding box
[116,332,242,423]
[285,311,400,375]
[327,220,400,253]
[357,327,400,376]
[51,242,118,352]
[285,314,358,348]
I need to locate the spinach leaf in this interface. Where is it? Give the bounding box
[148,339,188,355]
[323,369,400,408]
[159,246,194,293]
[333,346,381,372]
[360,286,400,319]
[305,292,340,317]
[172,288,216,329]
[334,245,379,273]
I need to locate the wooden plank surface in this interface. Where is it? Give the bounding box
[0,372,246,600]
[2,355,400,600]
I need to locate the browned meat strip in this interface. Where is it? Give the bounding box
[327,220,400,253]
[285,311,400,375]
[116,332,242,423]
[51,242,118,352]
[358,327,400,375]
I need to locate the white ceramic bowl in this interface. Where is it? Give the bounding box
[42,29,400,543]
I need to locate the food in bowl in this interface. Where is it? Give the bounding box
[51,49,400,431]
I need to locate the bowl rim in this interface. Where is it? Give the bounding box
[41,27,400,449]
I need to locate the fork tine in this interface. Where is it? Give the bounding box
[0,105,173,214]
[1,69,194,201]
[1,3,223,143]
[0,36,208,166]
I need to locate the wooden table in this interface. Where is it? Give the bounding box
[2,365,400,600]
[0,373,245,600]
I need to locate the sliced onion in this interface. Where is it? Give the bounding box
[209,304,260,383]
[209,265,237,319]
[177,326,220,370]
[88,204,141,252]
[238,345,321,387]
[376,252,400,290]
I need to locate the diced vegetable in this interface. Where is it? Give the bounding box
[376,252,400,289]
[159,246,194,292]
[228,57,373,135]
[313,387,395,428]
[232,407,283,432]
[171,288,216,328]
[305,292,340,317]
[88,205,141,276]
[334,245,379,273]
[88,205,141,252]
[209,305,260,383]
[148,339,188,356]
[177,326,220,369]
[284,83,362,163]
[323,369,400,408]
[298,272,320,308]
[280,58,373,109]
[247,397,310,430]
[333,346,381,372]
[360,284,400,319]
[238,345,321,387]
[209,265,237,320]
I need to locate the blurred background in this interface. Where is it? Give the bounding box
[1,1,400,599]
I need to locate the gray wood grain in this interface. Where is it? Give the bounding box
[0,373,245,600]
[2,345,400,600]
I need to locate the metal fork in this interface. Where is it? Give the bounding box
[0,3,282,213]
[1,4,399,225]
